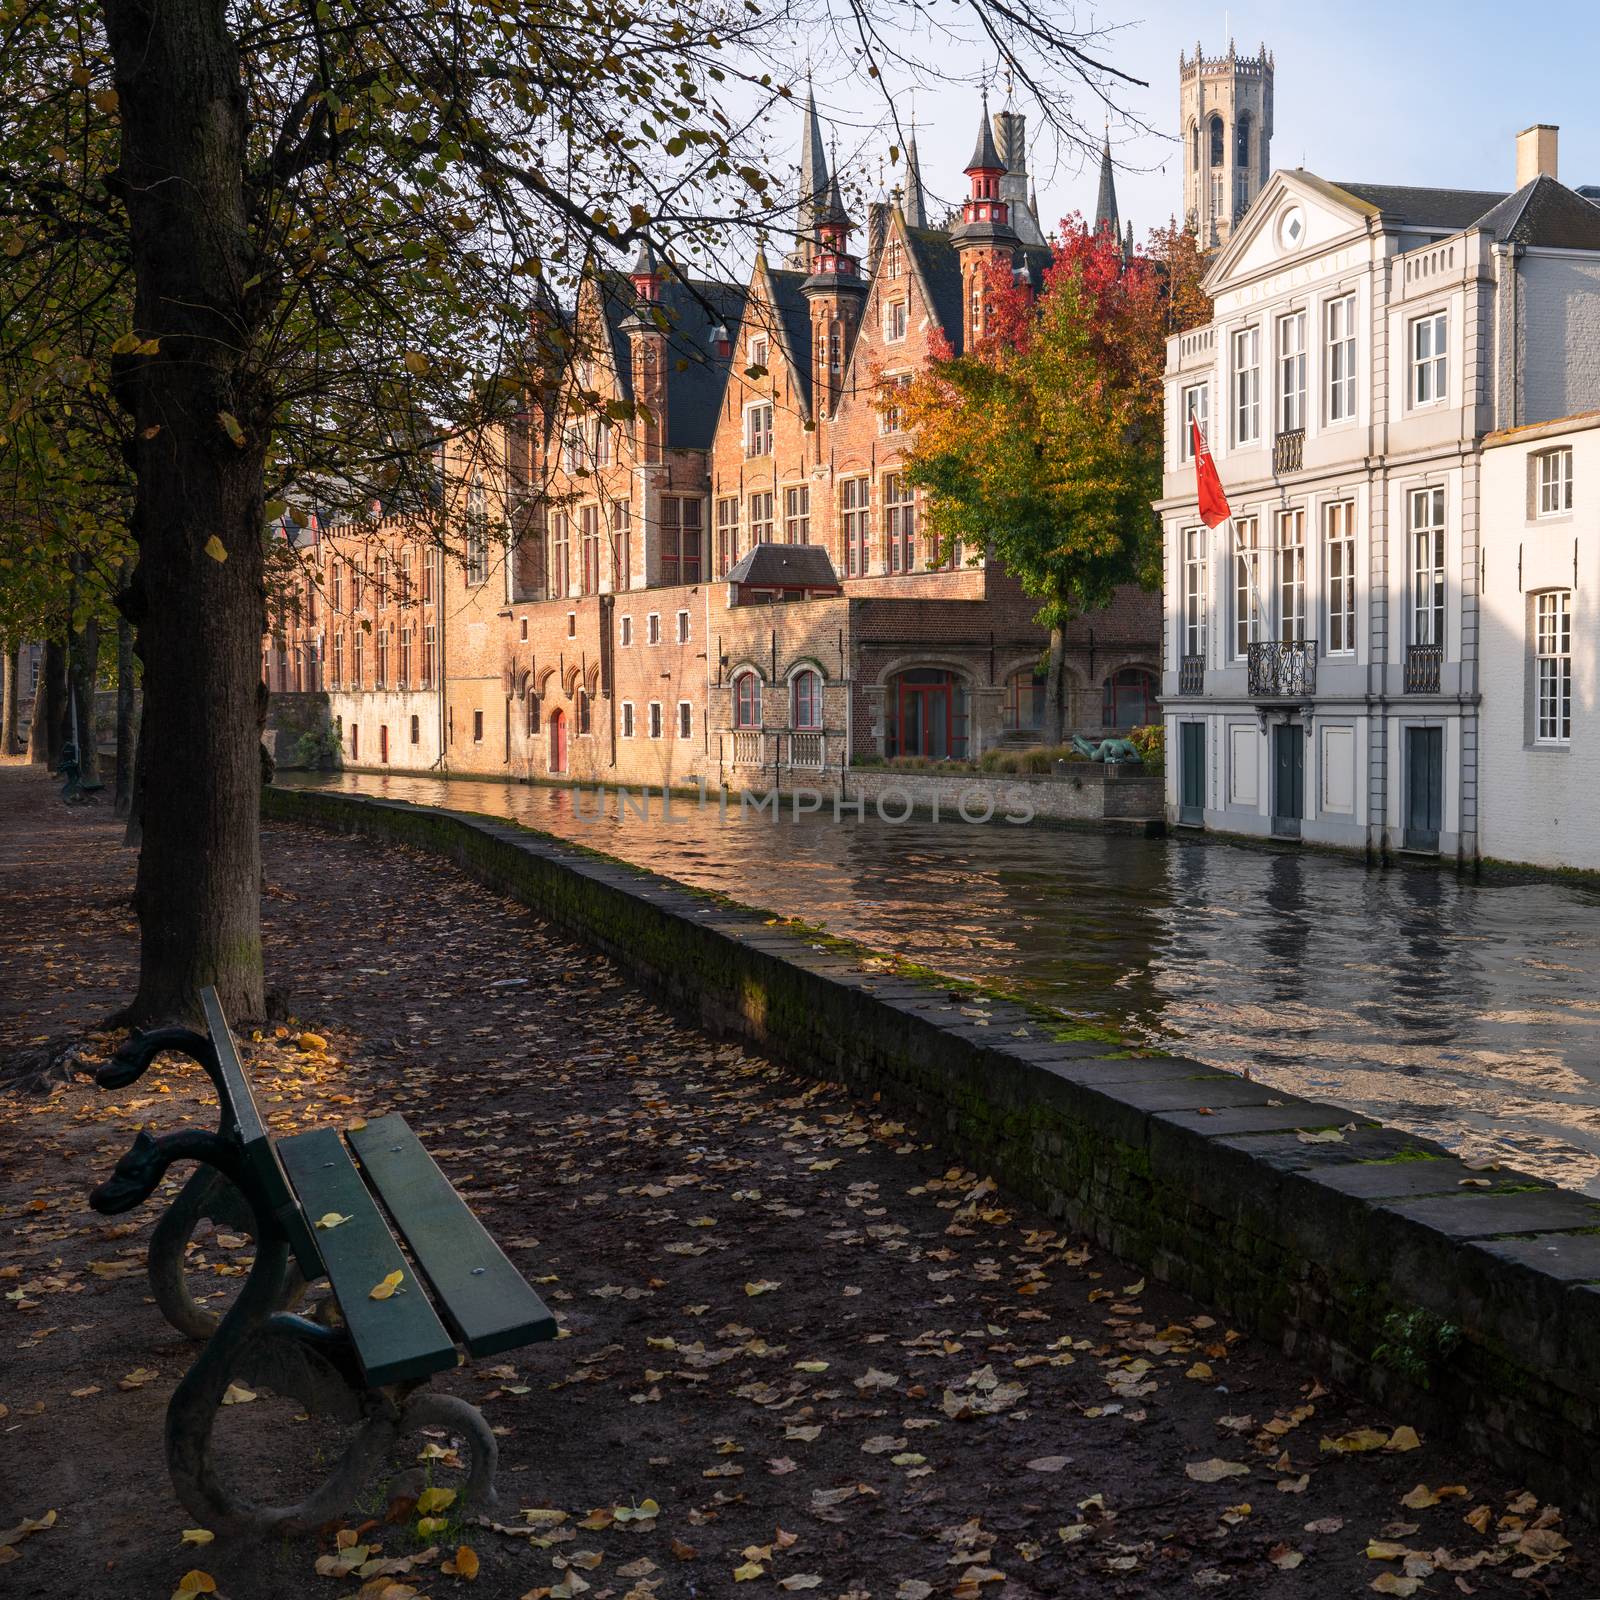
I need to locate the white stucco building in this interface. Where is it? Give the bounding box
[1156,126,1600,863]
[1480,414,1600,869]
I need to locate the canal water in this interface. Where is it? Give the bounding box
[281,771,1600,1195]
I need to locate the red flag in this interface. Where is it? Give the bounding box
[1192,418,1231,529]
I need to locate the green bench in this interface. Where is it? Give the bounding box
[91,987,557,1536]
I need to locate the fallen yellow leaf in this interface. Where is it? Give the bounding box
[442,1544,479,1579]
[744,1280,781,1297]
[416,1487,456,1515]
[173,1572,217,1598]
[733,1561,765,1580]
[1385,1425,1421,1452]
[370,1270,404,1300]
[315,1213,352,1230]
[203,536,228,563]
[1321,1427,1389,1454]
[179,1529,214,1546]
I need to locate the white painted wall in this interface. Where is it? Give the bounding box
[1480,418,1600,870]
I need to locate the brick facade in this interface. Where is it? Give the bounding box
[275,104,1160,783]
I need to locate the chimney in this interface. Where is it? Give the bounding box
[1516,124,1558,188]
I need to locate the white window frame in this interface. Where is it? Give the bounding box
[619,615,633,647]
[1409,486,1446,647]
[1277,310,1306,434]
[1537,448,1573,518]
[620,701,635,738]
[1179,384,1208,462]
[1326,293,1357,424]
[744,401,773,457]
[675,609,690,644]
[1411,311,1448,408]
[783,484,811,543]
[749,490,774,545]
[648,700,663,739]
[1323,500,1356,655]
[884,299,908,342]
[1277,507,1306,645]
[647,611,661,645]
[1182,528,1208,659]
[1233,326,1260,446]
[1535,591,1573,745]
[748,335,769,370]
[677,700,693,739]
[1232,516,1265,659]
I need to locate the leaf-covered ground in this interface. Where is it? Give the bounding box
[0,765,1592,1598]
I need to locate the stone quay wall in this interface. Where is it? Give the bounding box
[265,784,1600,1517]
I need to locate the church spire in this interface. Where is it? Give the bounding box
[1094,135,1120,239]
[786,81,832,271]
[903,133,927,229]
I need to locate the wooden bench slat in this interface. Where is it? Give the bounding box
[201,990,325,1281]
[348,1115,558,1357]
[277,1127,460,1388]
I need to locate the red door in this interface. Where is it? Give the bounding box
[549,709,566,774]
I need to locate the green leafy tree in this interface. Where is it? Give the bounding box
[901,220,1209,744]
[3,0,1144,1022]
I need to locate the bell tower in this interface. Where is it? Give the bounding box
[1180,41,1274,248]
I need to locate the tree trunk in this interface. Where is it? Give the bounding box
[1,639,17,756]
[114,584,139,818]
[30,640,68,769]
[1044,623,1068,747]
[70,614,102,785]
[123,703,146,847]
[102,0,266,1024]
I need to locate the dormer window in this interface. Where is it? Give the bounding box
[749,336,768,370]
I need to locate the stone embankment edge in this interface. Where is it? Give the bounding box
[265,785,1600,1518]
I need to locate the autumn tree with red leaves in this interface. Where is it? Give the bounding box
[900,220,1210,744]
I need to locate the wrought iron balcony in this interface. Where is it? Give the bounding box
[1178,656,1206,695]
[1247,639,1317,698]
[1273,428,1304,475]
[1404,642,1443,694]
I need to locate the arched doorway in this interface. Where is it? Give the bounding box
[549,708,567,774]
[887,668,969,760]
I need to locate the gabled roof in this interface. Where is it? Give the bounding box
[1471,175,1600,249]
[1331,181,1507,231]
[753,261,815,420]
[595,270,748,450]
[726,541,841,591]
[904,224,964,350]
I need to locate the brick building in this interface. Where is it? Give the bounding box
[278,96,1160,785]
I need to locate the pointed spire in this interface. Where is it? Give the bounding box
[787,80,832,270]
[1094,136,1120,238]
[903,134,928,229]
[965,90,1004,174]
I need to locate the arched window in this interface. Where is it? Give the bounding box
[577,688,592,736]
[1189,121,1199,171]
[1101,667,1158,731]
[1003,667,1047,732]
[1209,115,1225,168]
[465,473,489,586]
[734,672,762,728]
[792,669,822,730]
[1235,111,1252,169]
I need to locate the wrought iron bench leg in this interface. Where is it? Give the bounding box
[149,1167,306,1340]
[96,1128,503,1537]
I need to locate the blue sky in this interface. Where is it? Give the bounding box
[801,0,1600,246]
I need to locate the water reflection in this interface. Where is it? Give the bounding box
[280,772,1600,1194]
